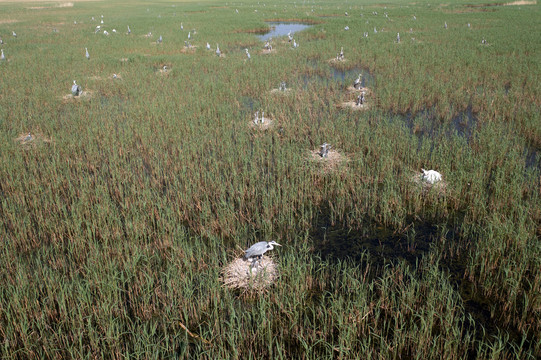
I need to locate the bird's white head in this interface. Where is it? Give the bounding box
[268,241,282,247]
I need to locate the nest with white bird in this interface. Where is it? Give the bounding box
[411,168,447,193]
[309,143,348,172]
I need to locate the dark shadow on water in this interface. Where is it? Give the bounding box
[257,22,312,41]
[309,205,533,354]
[310,206,442,269]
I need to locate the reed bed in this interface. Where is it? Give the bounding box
[0,0,539,358]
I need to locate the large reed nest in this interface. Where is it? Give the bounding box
[221,257,278,291]
[411,171,447,194]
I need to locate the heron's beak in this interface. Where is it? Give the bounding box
[275,243,282,246]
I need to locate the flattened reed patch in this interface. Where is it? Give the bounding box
[61,90,93,101]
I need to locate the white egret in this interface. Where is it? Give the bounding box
[293,39,298,48]
[85,47,90,60]
[444,22,448,29]
[127,25,131,34]
[180,22,183,30]
[245,48,251,59]
[0,49,5,61]
[103,30,109,36]
[12,31,17,37]
[421,169,442,184]
[397,32,400,43]
[216,44,221,57]
[206,42,211,50]
[71,80,82,96]
[188,31,191,39]
[374,27,377,33]
[112,29,117,33]
[100,19,104,24]
[344,26,349,31]
[158,35,162,43]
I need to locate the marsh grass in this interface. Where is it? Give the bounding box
[0,0,540,358]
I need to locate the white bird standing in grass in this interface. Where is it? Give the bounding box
[293,39,298,48]
[216,44,221,57]
[85,47,90,60]
[12,31,17,37]
[444,22,448,29]
[397,32,400,43]
[206,42,211,50]
[1,49,5,61]
[180,22,183,30]
[158,35,162,43]
[188,31,191,40]
[421,169,442,184]
[127,25,131,34]
[245,49,251,59]
[103,30,109,36]
[354,73,361,89]
[71,80,82,96]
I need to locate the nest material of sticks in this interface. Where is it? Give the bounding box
[221,257,278,291]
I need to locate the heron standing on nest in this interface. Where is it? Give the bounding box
[244,241,281,268]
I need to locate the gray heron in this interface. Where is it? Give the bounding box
[85,47,90,60]
[319,143,331,158]
[23,132,32,142]
[444,22,448,29]
[421,169,442,184]
[71,80,82,96]
[354,74,362,89]
[244,241,282,265]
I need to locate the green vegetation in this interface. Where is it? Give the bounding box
[0,0,539,358]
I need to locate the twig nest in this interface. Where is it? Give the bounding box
[15,131,52,148]
[180,46,197,53]
[270,88,292,95]
[62,90,93,101]
[221,257,278,291]
[328,58,347,64]
[346,86,371,94]
[261,48,275,55]
[310,148,347,171]
[411,170,447,194]
[339,101,369,111]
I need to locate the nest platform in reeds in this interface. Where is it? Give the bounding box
[261,49,275,55]
[249,118,274,130]
[221,257,278,291]
[270,88,292,95]
[62,90,93,101]
[411,171,447,194]
[339,101,369,111]
[15,132,53,149]
[310,149,347,171]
